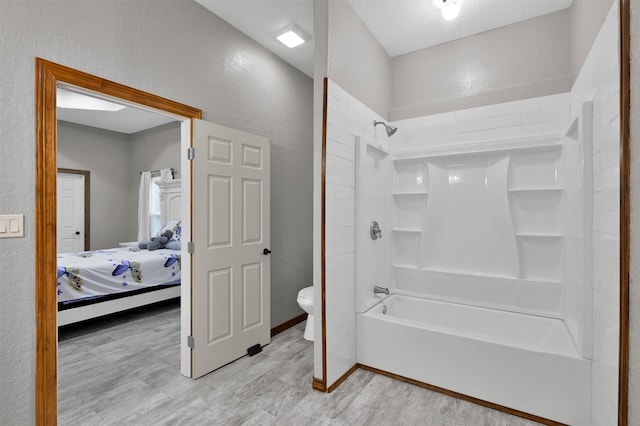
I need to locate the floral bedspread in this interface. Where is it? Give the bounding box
[57,247,181,303]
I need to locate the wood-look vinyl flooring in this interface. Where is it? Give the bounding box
[58,300,542,425]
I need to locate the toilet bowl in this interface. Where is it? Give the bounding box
[297,286,314,341]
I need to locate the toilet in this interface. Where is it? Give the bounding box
[296,286,314,341]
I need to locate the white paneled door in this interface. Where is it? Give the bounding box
[56,172,85,253]
[191,119,271,379]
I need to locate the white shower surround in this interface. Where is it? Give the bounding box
[355,92,585,316]
[352,86,595,423]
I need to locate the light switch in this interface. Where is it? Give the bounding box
[0,214,24,238]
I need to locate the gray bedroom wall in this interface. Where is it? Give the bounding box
[0,1,312,423]
[127,121,182,239]
[390,10,572,120]
[57,121,132,249]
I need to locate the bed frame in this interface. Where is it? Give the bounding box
[58,178,182,326]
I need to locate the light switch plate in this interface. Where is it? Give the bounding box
[0,214,24,238]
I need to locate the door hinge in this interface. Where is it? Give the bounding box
[187,241,194,254]
[187,335,195,349]
[187,147,195,160]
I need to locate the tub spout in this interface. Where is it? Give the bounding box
[374,285,389,295]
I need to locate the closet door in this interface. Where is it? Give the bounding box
[191,119,271,379]
[57,171,86,253]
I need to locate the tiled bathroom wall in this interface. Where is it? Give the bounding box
[392,93,571,152]
[571,1,620,424]
[324,79,389,386]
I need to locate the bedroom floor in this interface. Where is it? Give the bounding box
[58,301,542,425]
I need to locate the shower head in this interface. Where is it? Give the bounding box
[373,120,398,137]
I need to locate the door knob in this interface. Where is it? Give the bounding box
[263,248,271,255]
[75,231,80,235]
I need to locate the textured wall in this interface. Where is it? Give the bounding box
[390,1,615,121]
[128,122,182,239]
[327,0,392,119]
[0,1,312,423]
[390,10,572,121]
[57,121,132,249]
[570,0,616,81]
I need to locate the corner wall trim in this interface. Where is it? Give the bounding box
[320,77,328,389]
[618,1,630,424]
[271,313,307,337]
[312,376,326,392]
[327,365,358,393]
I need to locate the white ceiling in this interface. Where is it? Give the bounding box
[196,0,573,77]
[57,88,178,134]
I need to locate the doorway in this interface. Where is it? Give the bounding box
[56,168,89,252]
[35,58,202,424]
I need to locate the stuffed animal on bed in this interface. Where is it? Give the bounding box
[138,229,174,251]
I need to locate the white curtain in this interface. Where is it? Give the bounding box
[160,168,173,182]
[137,171,152,241]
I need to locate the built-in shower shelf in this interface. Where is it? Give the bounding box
[392,228,423,233]
[516,233,564,238]
[392,191,429,196]
[508,188,564,193]
[366,142,389,157]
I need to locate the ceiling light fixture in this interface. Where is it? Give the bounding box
[57,89,126,112]
[438,0,462,21]
[274,24,307,48]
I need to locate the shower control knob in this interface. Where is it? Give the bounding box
[370,221,382,240]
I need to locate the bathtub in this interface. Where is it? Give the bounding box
[357,294,591,425]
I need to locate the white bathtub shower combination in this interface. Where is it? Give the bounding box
[353,98,593,425]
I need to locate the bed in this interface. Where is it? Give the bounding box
[57,179,183,326]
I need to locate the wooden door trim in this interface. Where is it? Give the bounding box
[319,77,328,391]
[35,58,201,425]
[618,0,630,424]
[56,168,90,251]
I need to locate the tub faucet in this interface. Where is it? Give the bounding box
[374,285,389,296]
